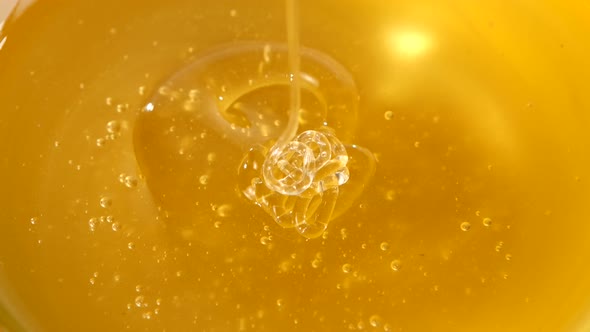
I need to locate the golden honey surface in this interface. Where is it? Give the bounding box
[1,1,590,331]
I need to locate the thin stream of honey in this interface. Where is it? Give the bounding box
[282,0,301,146]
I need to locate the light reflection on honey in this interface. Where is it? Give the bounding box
[1,1,590,331]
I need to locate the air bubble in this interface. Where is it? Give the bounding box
[111,222,121,231]
[390,260,401,271]
[124,175,138,188]
[96,138,106,147]
[341,263,352,273]
[106,120,121,134]
[383,111,394,120]
[380,242,390,251]
[369,315,382,328]
[135,296,145,308]
[216,204,231,217]
[482,217,492,227]
[99,196,112,209]
[311,259,321,269]
[199,174,209,185]
[460,221,471,231]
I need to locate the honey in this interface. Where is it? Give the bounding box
[1,0,590,331]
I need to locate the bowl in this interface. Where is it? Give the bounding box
[1,1,590,331]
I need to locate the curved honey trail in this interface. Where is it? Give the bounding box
[134,2,374,239]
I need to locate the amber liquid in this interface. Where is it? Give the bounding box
[2,1,590,331]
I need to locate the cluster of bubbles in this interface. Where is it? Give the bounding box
[88,215,119,232]
[118,173,138,188]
